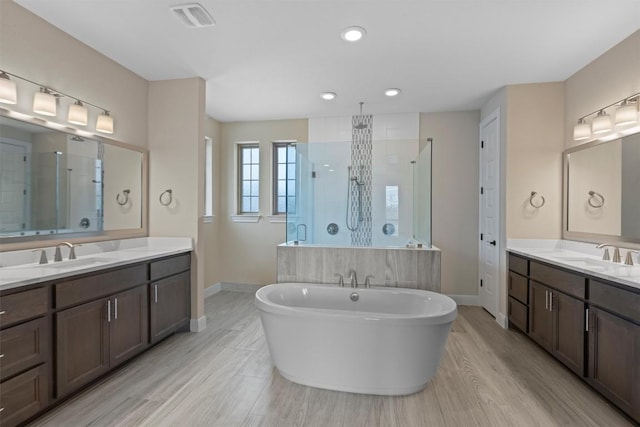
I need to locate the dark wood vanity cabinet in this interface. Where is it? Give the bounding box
[508,251,640,424]
[0,287,50,427]
[0,250,191,426]
[149,254,191,343]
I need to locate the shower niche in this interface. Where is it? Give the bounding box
[285,113,432,248]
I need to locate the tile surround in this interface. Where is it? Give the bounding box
[277,244,441,292]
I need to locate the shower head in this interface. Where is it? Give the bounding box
[353,101,369,130]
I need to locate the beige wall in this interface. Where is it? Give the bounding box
[505,83,565,239]
[0,1,148,148]
[148,78,206,323]
[420,111,480,297]
[565,30,640,150]
[218,119,308,286]
[204,116,222,288]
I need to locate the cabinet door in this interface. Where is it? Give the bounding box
[0,364,49,427]
[109,285,149,367]
[56,298,109,397]
[150,271,190,343]
[588,307,640,422]
[551,292,585,376]
[528,281,552,351]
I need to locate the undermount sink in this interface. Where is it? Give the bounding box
[36,257,113,269]
[550,256,633,270]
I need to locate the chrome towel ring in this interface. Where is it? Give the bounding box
[529,191,545,208]
[159,189,173,206]
[116,189,130,206]
[588,190,605,208]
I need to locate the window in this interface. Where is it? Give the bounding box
[238,143,260,214]
[204,137,213,219]
[273,142,296,215]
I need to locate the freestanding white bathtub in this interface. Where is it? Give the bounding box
[255,283,457,395]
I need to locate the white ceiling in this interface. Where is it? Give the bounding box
[14,0,640,122]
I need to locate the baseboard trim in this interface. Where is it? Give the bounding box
[190,315,207,332]
[204,283,222,298]
[447,294,481,306]
[220,282,263,293]
[496,312,508,329]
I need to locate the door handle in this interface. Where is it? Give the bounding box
[114,298,118,320]
[489,240,496,246]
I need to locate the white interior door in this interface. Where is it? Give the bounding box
[479,110,500,317]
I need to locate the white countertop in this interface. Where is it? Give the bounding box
[507,239,640,291]
[0,237,193,291]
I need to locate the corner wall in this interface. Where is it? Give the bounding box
[420,111,480,298]
[204,116,222,288]
[218,119,308,286]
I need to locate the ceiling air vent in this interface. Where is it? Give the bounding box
[170,3,216,28]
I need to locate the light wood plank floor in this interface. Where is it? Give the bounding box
[31,291,634,427]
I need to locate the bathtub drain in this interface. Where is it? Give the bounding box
[350,292,359,301]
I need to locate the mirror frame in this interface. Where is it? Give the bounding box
[0,110,148,251]
[562,134,640,247]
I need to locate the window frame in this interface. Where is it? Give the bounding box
[272,141,297,216]
[237,142,261,215]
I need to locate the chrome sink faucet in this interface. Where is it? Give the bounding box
[625,250,639,266]
[54,242,77,262]
[349,270,358,288]
[596,244,621,263]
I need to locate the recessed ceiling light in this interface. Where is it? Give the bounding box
[385,88,401,97]
[321,92,337,100]
[341,26,366,42]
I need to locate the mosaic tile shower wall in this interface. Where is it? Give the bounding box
[350,114,373,246]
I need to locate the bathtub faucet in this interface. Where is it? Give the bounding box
[349,270,358,288]
[334,273,345,287]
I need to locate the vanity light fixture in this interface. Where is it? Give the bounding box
[68,100,88,126]
[572,92,639,141]
[0,71,17,104]
[385,88,401,97]
[0,69,115,133]
[33,87,57,116]
[341,26,366,42]
[591,110,612,135]
[572,118,591,140]
[321,92,337,100]
[96,111,114,134]
[615,98,638,126]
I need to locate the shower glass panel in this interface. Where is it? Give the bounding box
[285,138,432,248]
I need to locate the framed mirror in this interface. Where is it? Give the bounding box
[563,131,640,245]
[0,112,147,249]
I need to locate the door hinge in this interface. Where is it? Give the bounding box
[480,187,484,195]
[23,155,27,162]
[23,189,26,195]
[480,279,483,287]
[480,233,484,241]
[481,140,484,149]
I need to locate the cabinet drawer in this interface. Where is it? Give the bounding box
[508,253,528,276]
[0,364,49,427]
[150,253,191,281]
[0,317,49,381]
[55,264,147,309]
[508,297,528,332]
[0,287,48,328]
[530,261,585,299]
[508,271,528,304]
[589,280,640,324]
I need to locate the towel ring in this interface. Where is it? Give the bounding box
[116,189,130,206]
[529,191,545,208]
[159,189,173,206]
[588,190,605,208]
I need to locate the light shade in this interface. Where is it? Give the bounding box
[96,111,114,134]
[591,110,612,135]
[341,26,366,42]
[573,119,591,141]
[68,100,88,126]
[33,88,57,116]
[0,72,17,104]
[614,100,638,126]
[321,92,336,100]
